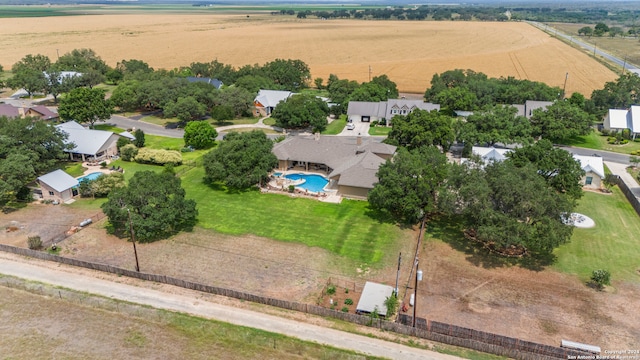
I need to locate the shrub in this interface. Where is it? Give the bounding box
[370,120,378,126]
[100,161,107,168]
[134,148,182,166]
[344,288,349,294]
[326,284,336,295]
[133,129,145,147]
[590,269,611,290]
[288,184,295,193]
[344,298,353,305]
[600,128,610,136]
[384,295,399,318]
[120,144,139,161]
[27,236,42,250]
[341,307,349,312]
[116,136,131,151]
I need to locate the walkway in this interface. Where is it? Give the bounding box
[0,253,460,360]
[605,161,640,198]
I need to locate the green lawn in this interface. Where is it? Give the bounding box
[368,126,392,136]
[210,117,259,127]
[561,131,640,154]
[61,162,86,177]
[179,167,403,265]
[322,116,347,135]
[94,124,125,133]
[553,188,640,282]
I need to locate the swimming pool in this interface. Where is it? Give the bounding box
[285,173,329,193]
[77,172,104,182]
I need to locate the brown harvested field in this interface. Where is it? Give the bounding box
[0,14,617,95]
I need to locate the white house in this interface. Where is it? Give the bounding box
[254,89,293,116]
[603,106,640,139]
[464,146,604,189]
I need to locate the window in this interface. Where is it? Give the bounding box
[585,176,593,185]
[48,191,54,196]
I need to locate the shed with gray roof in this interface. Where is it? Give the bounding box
[37,169,79,203]
[356,282,394,318]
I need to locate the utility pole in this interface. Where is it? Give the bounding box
[394,252,401,297]
[562,72,569,99]
[412,259,422,328]
[622,55,628,75]
[127,209,140,272]
[368,65,372,82]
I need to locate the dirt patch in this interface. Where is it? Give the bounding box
[2,203,638,351]
[407,239,640,350]
[0,14,617,95]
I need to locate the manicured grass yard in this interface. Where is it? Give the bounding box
[562,131,640,154]
[322,116,347,135]
[180,167,403,265]
[553,188,640,282]
[368,125,392,136]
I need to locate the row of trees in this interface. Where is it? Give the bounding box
[578,23,629,38]
[368,140,583,257]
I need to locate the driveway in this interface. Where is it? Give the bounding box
[337,120,371,136]
[0,253,460,360]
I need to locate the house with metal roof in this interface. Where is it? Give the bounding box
[254,89,293,116]
[37,169,79,203]
[603,106,640,139]
[347,99,440,126]
[523,100,553,119]
[56,121,122,162]
[271,135,396,199]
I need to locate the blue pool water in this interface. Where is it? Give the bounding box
[77,172,104,182]
[273,172,282,177]
[285,173,328,193]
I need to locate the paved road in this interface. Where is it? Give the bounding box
[0,254,460,360]
[562,146,631,165]
[526,21,640,74]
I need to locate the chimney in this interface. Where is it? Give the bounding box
[356,136,362,146]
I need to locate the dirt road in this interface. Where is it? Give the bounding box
[0,253,460,360]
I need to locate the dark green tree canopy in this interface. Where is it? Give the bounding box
[590,74,640,116]
[262,58,311,90]
[445,160,575,256]
[386,109,455,151]
[202,130,278,189]
[370,74,399,99]
[530,100,593,142]
[506,140,584,201]
[56,48,109,74]
[184,120,218,149]
[58,87,113,128]
[368,146,449,224]
[7,68,47,97]
[271,94,330,133]
[101,171,198,243]
[0,117,70,206]
[163,96,206,123]
[349,82,391,102]
[459,104,533,146]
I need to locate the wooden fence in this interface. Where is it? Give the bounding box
[0,244,595,360]
[614,175,640,217]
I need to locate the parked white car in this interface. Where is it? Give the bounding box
[346,123,355,130]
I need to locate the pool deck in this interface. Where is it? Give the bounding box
[265,170,342,203]
[79,160,123,178]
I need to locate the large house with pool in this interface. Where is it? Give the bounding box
[271,135,396,199]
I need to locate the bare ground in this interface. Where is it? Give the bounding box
[1,203,639,351]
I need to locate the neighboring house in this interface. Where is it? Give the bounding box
[522,100,553,119]
[464,146,605,189]
[119,131,136,141]
[56,121,123,162]
[44,71,82,84]
[254,89,293,116]
[572,154,605,189]
[186,77,223,89]
[603,106,640,139]
[271,135,396,199]
[347,99,440,126]
[0,104,58,121]
[37,169,79,203]
[355,282,394,318]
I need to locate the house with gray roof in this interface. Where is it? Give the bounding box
[522,100,553,119]
[272,135,395,199]
[0,104,58,121]
[186,77,223,89]
[254,89,293,116]
[347,99,440,126]
[37,169,79,203]
[56,121,122,162]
